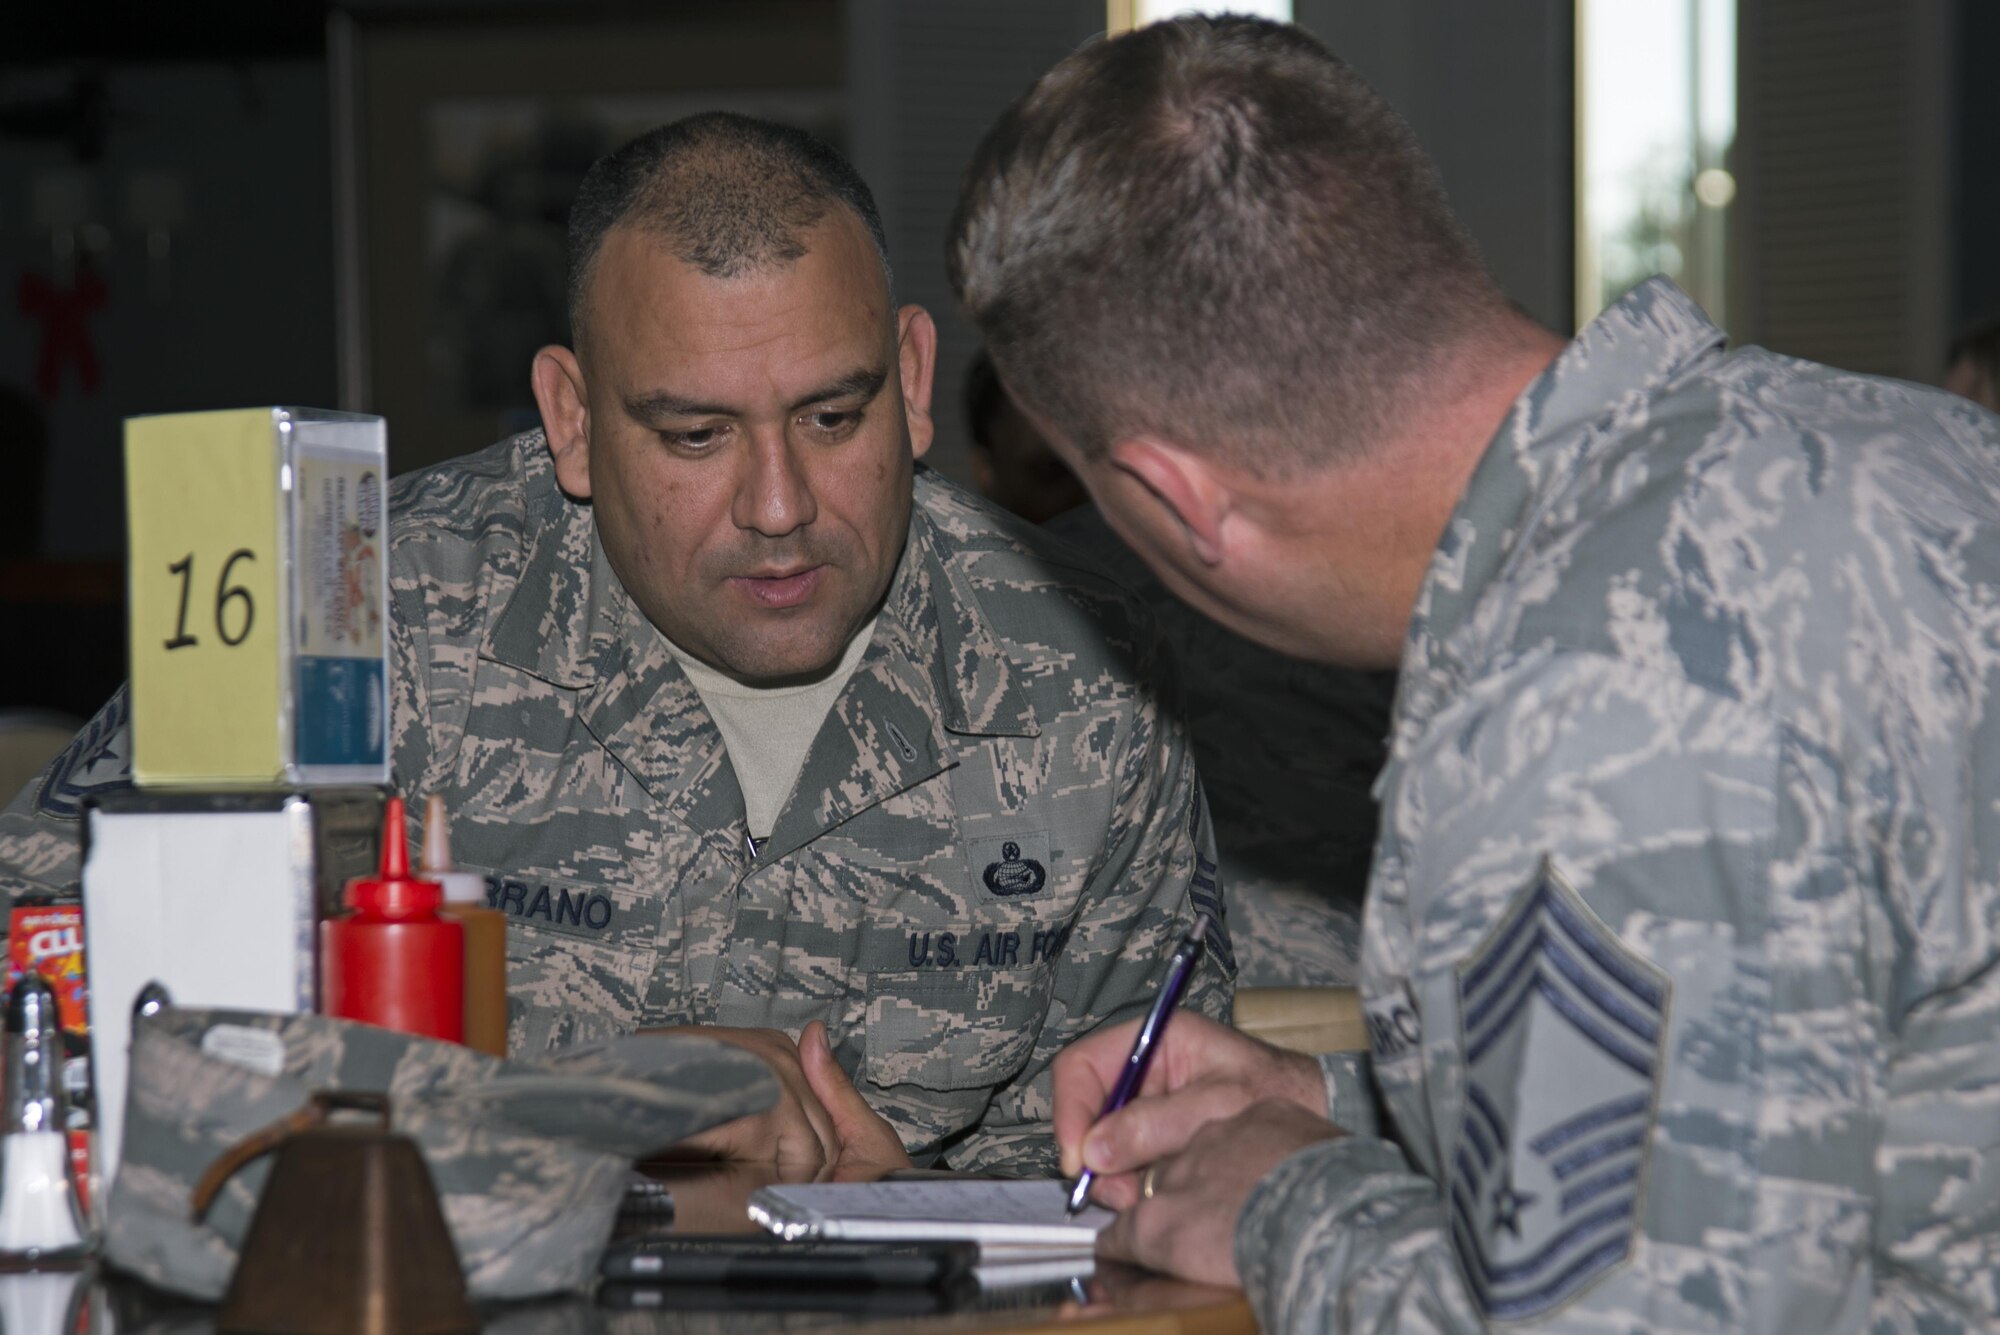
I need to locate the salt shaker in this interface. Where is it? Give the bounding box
[0,974,88,1262]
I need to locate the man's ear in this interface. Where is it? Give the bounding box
[1106,436,1231,566]
[895,305,938,460]
[531,345,593,499]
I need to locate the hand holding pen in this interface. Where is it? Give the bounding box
[1064,915,1212,1215]
[1051,935,1336,1216]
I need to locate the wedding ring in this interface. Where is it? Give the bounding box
[1140,1164,1159,1201]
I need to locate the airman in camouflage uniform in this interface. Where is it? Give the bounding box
[950,15,2000,1331]
[1226,279,2000,1332]
[0,112,1229,1177]
[386,433,1227,1172]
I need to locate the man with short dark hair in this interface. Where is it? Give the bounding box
[0,113,1231,1176]
[951,17,2000,1332]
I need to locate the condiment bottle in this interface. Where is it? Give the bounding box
[0,974,88,1263]
[421,794,508,1058]
[321,797,464,1042]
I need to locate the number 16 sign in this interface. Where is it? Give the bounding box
[125,407,389,787]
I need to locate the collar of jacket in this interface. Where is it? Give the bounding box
[1401,277,1728,691]
[478,452,1039,816]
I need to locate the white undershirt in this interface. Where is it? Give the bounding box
[666,617,879,841]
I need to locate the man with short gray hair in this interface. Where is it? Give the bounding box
[0,113,1232,1177]
[952,16,2000,1332]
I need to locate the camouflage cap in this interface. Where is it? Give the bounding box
[103,1009,777,1302]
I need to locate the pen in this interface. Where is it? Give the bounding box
[1066,914,1212,1216]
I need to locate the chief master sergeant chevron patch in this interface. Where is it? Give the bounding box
[1451,858,1670,1322]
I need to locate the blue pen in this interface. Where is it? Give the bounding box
[1066,914,1212,1215]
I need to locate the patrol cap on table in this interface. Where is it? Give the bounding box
[420,1033,784,1159]
[103,1009,778,1301]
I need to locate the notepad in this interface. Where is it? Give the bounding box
[747,1180,1113,1247]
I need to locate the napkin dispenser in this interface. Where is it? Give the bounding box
[80,788,383,1189]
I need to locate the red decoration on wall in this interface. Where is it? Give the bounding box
[18,267,107,401]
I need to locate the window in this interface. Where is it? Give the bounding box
[1575,0,1735,328]
[1107,1,1291,36]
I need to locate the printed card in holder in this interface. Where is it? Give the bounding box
[125,406,388,786]
[747,1180,1112,1248]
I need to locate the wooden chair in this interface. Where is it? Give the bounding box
[1231,986,1367,1054]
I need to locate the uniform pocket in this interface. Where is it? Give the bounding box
[862,965,1050,1092]
[505,921,650,1057]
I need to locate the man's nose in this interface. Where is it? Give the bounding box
[732,428,818,538]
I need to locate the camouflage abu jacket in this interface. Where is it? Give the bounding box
[0,433,1230,1172]
[387,436,1229,1172]
[1236,280,2000,1332]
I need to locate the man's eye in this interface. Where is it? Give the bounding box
[663,427,722,451]
[804,410,862,436]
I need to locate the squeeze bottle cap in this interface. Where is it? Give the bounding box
[420,793,489,906]
[345,796,445,917]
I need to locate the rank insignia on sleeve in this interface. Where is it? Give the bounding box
[1188,851,1233,973]
[1450,858,1670,1323]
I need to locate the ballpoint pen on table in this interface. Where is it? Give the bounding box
[1065,914,1212,1216]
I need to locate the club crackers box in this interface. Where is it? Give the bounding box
[124,408,389,787]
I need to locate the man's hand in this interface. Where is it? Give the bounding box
[1097,1100,1341,1287]
[797,1020,911,1171]
[647,1021,912,1173]
[1054,1011,1326,1209]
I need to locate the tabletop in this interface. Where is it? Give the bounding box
[583,1163,1257,1335]
[79,1161,1258,1335]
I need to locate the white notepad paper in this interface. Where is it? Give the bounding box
[747,1180,1113,1247]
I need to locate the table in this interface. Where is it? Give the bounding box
[588,1263,1253,1335]
[85,1162,1259,1335]
[585,1163,1257,1335]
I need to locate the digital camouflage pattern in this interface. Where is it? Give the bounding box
[106,1009,777,1300]
[390,435,1227,1173]
[0,432,1229,1175]
[1048,506,1394,987]
[1236,281,2000,1333]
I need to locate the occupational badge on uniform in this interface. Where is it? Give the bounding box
[970,832,1050,898]
[1450,858,1669,1323]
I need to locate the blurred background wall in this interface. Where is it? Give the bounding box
[0,0,1988,718]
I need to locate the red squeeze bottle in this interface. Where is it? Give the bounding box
[321,796,465,1042]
